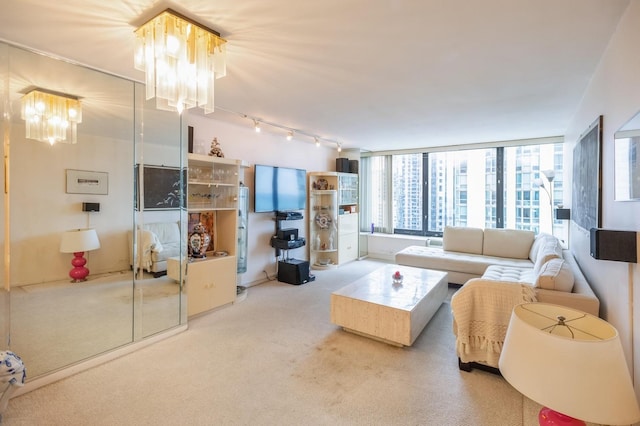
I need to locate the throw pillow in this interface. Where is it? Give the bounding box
[533,237,563,275]
[529,233,553,262]
[535,258,574,292]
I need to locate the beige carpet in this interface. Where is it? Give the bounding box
[3,259,598,426]
[9,272,183,378]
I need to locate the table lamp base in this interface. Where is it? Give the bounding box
[539,407,585,426]
[69,251,89,282]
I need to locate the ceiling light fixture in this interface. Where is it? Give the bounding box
[134,8,227,115]
[21,89,82,145]
[221,107,345,150]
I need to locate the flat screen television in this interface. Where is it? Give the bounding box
[254,164,307,213]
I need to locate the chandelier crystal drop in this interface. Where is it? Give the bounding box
[134,9,227,114]
[21,89,82,145]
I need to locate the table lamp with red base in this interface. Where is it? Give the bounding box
[499,303,640,426]
[60,228,101,283]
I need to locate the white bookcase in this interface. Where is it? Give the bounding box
[308,172,359,269]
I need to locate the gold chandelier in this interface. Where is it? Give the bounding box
[134,9,227,114]
[21,89,82,145]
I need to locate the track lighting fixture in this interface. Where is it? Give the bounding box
[224,107,345,149]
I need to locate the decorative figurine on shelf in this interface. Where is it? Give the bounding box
[189,222,211,258]
[208,137,225,158]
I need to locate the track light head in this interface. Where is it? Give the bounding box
[286,131,293,141]
[253,120,261,133]
[315,137,320,147]
[337,142,342,152]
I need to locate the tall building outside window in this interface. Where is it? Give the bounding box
[362,141,564,238]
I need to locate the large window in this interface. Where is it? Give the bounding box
[362,141,564,237]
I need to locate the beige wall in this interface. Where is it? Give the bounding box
[184,113,339,286]
[563,0,640,398]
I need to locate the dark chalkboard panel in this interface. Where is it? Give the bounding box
[572,116,602,231]
[135,165,186,211]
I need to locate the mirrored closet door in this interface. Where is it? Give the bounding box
[0,41,186,380]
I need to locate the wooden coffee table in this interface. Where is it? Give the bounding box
[330,264,448,346]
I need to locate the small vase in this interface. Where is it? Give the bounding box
[189,223,211,258]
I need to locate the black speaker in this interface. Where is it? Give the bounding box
[590,228,637,263]
[336,158,349,172]
[349,159,359,174]
[278,259,310,285]
[556,208,570,220]
[82,202,100,212]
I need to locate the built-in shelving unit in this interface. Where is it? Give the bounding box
[185,153,240,316]
[308,172,359,269]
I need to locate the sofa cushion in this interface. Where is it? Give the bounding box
[483,228,535,259]
[482,265,536,284]
[143,222,181,244]
[443,226,484,254]
[395,245,533,277]
[150,242,182,262]
[535,258,574,292]
[533,236,563,275]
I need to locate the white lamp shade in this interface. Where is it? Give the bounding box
[541,169,555,181]
[60,228,101,253]
[499,303,640,425]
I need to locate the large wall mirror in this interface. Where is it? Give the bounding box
[614,110,640,201]
[0,41,186,380]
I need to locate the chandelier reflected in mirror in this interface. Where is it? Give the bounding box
[21,89,82,145]
[134,8,227,114]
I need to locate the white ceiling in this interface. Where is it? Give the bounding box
[0,0,631,152]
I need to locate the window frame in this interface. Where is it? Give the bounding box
[361,137,564,237]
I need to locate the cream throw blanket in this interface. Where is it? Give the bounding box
[451,279,537,368]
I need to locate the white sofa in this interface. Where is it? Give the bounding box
[395,226,600,371]
[128,222,184,277]
[395,226,599,315]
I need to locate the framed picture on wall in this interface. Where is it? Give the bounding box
[614,136,640,201]
[571,115,603,231]
[614,109,640,201]
[66,169,108,195]
[134,165,186,211]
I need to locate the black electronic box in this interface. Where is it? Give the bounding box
[277,228,298,241]
[278,259,313,285]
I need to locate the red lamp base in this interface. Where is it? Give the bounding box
[539,407,585,426]
[69,251,89,283]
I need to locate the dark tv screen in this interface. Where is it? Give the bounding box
[254,164,307,213]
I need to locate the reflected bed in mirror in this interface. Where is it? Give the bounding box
[614,110,640,201]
